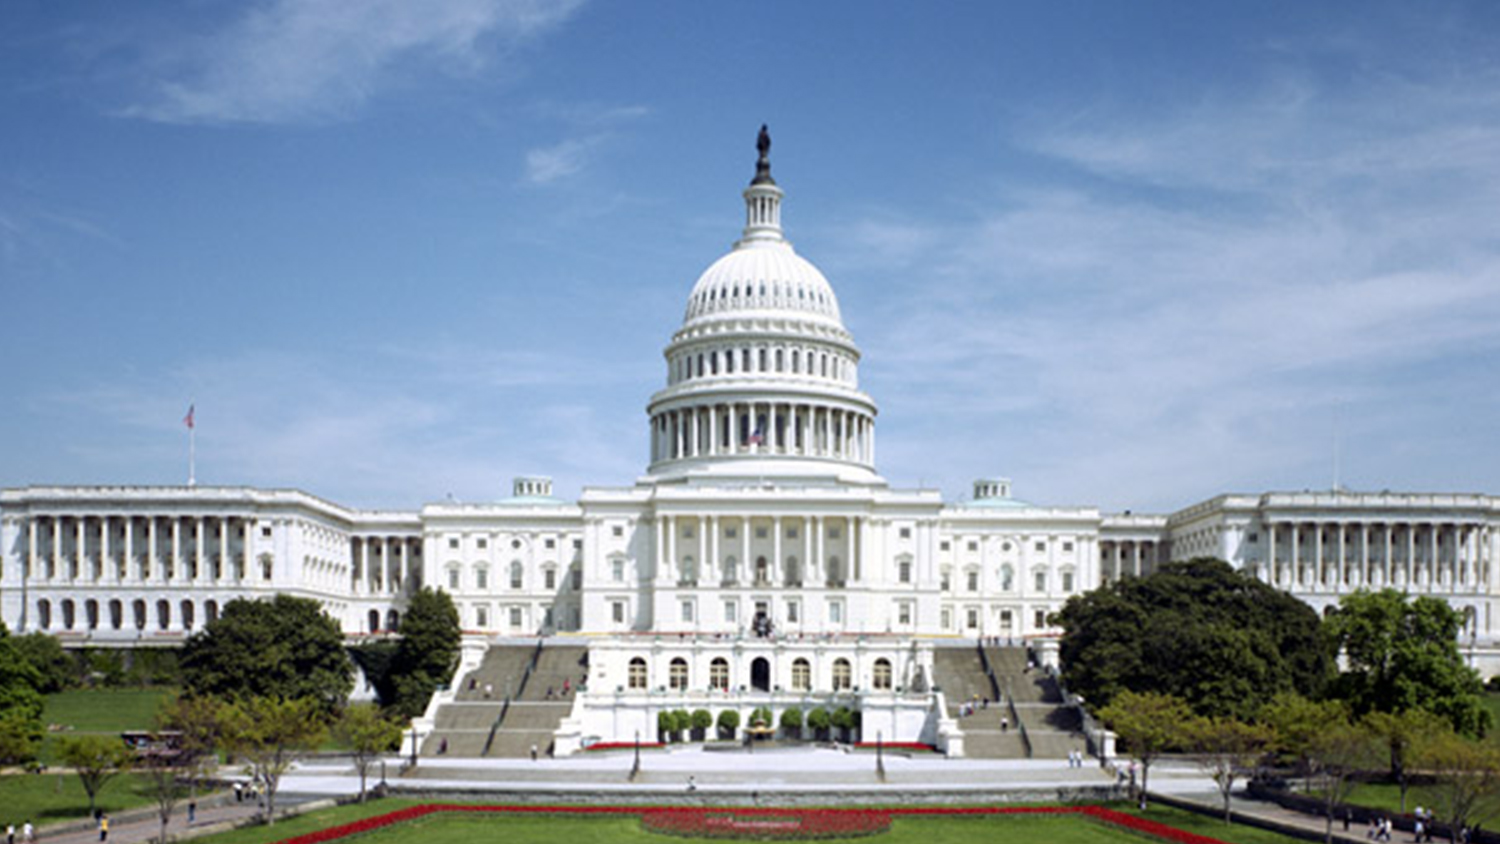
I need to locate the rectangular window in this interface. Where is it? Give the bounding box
[787,601,799,623]
[573,538,583,549]
[1248,533,1259,543]
[448,537,459,549]
[724,601,737,623]
[828,527,841,539]
[1035,541,1046,552]
[476,538,487,549]
[898,602,912,625]
[756,527,768,539]
[829,600,843,624]
[1062,572,1074,592]
[1034,571,1046,592]
[262,527,273,538]
[786,526,798,539]
[612,601,625,624]
[967,571,979,591]
[612,560,625,582]
[681,601,694,623]
[899,527,911,539]
[941,608,952,630]
[612,526,624,537]
[725,527,737,538]
[1062,541,1074,552]
[476,568,488,590]
[966,608,979,629]
[940,541,950,552]
[544,569,556,590]
[682,525,695,539]
[510,606,523,627]
[1034,609,1047,629]
[448,570,459,590]
[571,568,582,590]
[967,541,978,552]
[545,538,556,549]
[475,606,488,627]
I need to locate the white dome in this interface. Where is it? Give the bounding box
[683,240,843,327]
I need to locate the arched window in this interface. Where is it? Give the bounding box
[369,609,381,633]
[792,658,811,691]
[670,657,689,691]
[722,556,738,585]
[510,561,524,589]
[873,658,893,690]
[755,556,769,584]
[180,600,195,630]
[791,349,800,373]
[832,658,852,691]
[629,657,648,690]
[710,657,730,690]
[156,599,171,630]
[474,565,488,590]
[133,599,147,630]
[785,556,799,586]
[85,599,99,630]
[37,599,51,629]
[775,348,784,372]
[1000,565,1014,591]
[681,555,696,584]
[109,599,123,630]
[387,609,401,630]
[61,599,75,630]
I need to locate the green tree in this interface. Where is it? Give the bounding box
[1097,690,1192,808]
[831,707,855,743]
[383,588,460,719]
[1187,715,1271,823]
[57,734,135,815]
[139,751,187,844]
[0,622,44,764]
[690,709,713,741]
[1054,558,1330,719]
[337,704,404,802]
[807,707,832,740]
[1325,589,1489,737]
[13,632,77,693]
[780,707,804,739]
[1361,708,1448,813]
[1416,730,1500,838]
[181,595,353,710]
[219,696,328,826]
[716,709,740,740]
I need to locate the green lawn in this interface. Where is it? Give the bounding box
[0,772,157,824]
[182,801,1311,844]
[42,688,176,733]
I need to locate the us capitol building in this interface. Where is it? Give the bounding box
[3,132,1498,750]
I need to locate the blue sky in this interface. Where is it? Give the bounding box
[3,1,1499,512]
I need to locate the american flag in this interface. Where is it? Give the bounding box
[183,404,195,429]
[748,423,764,445]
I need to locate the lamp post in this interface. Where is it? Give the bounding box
[409,729,420,768]
[876,730,886,782]
[631,730,641,781]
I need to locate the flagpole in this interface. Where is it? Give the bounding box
[189,423,196,487]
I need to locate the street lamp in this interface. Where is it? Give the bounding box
[876,730,885,782]
[409,729,420,768]
[631,730,641,781]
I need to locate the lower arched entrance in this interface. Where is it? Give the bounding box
[750,657,771,692]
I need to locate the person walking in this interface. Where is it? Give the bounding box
[21,822,32,844]
[7,822,14,844]
[99,814,109,843]
[188,800,197,825]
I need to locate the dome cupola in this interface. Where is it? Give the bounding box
[645,128,880,485]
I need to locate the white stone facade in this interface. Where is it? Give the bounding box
[3,136,1500,746]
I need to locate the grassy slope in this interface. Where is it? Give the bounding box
[0,773,155,823]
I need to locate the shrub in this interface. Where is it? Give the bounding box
[716,709,740,739]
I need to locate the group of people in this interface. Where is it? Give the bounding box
[5,821,35,844]
[233,778,267,807]
[1065,750,1087,768]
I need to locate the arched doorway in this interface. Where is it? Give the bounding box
[751,657,771,692]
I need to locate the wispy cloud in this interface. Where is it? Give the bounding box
[841,60,1500,510]
[121,0,585,125]
[522,103,650,185]
[524,136,604,184]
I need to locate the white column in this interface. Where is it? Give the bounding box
[147,518,158,582]
[194,517,206,583]
[219,518,229,582]
[27,519,37,583]
[709,516,719,584]
[708,406,718,456]
[773,516,783,585]
[99,517,111,583]
[1291,523,1300,585]
[398,538,409,595]
[815,515,825,584]
[741,515,750,578]
[1266,523,1276,583]
[74,518,85,581]
[666,515,676,583]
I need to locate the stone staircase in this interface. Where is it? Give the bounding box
[422,641,587,757]
[930,643,1088,759]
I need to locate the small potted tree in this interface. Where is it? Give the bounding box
[716,709,740,741]
[780,707,804,741]
[832,706,855,744]
[690,709,713,742]
[807,707,832,742]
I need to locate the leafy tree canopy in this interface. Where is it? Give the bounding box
[0,622,44,724]
[382,588,460,719]
[180,595,352,710]
[1054,558,1331,718]
[1325,589,1490,737]
[13,632,77,693]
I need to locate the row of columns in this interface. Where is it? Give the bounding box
[350,536,421,596]
[1263,521,1492,591]
[23,515,252,585]
[1099,540,1160,580]
[652,402,873,465]
[654,514,864,588]
[671,343,850,386]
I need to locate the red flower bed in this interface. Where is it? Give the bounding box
[643,808,890,840]
[270,803,1235,844]
[583,741,665,751]
[851,742,938,752]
